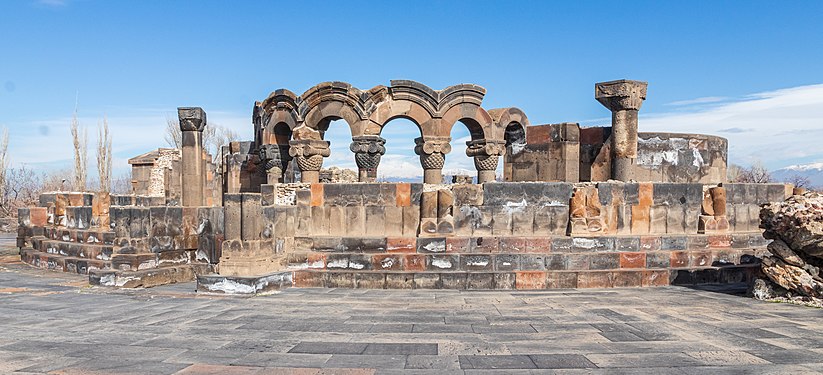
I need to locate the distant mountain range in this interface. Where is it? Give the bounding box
[772,162,823,188]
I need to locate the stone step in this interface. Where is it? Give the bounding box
[89,264,213,288]
[36,238,114,261]
[20,248,111,275]
[110,250,201,271]
[43,227,115,246]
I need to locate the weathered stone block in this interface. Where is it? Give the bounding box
[499,237,527,253]
[372,254,402,271]
[661,236,688,250]
[494,273,516,289]
[589,253,619,270]
[387,237,415,253]
[427,254,458,271]
[515,271,547,289]
[445,237,470,253]
[461,254,492,271]
[383,206,403,236]
[344,206,366,235]
[324,272,355,288]
[402,206,420,237]
[364,206,386,236]
[403,254,427,271]
[452,184,484,206]
[413,273,441,289]
[385,273,414,289]
[520,254,547,270]
[619,252,646,269]
[355,273,385,289]
[417,237,446,253]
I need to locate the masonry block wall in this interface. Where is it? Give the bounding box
[507,123,728,184]
[211,181,787,290]
[17,191,221,287]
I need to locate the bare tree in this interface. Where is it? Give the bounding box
[111,171,133,195]
[97,117,113,192]
[71,107,88,191]
[735,161,772,183]
[785,174,812,189]
[163,116,239,165]
[0,128,8,210]
[164,116,182,149]
[727,164,743,182]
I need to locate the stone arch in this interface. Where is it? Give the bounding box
[259,89,302,145]
[440,104,494,140]
[299,82,387,138]
[488,107,530,142]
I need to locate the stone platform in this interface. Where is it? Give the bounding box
[3,242,823,374]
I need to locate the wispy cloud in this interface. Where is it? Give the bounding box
[666,96,729,106]
[34,0,68,8]
[642,83,823,169]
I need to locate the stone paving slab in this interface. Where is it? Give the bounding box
[3,247,823,374]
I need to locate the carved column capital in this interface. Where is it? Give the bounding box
[351,136,386,180]
[465,139,506,158]
[289,139,330,173]
[257,144,291,181]
[595,80,648,112]
[178,107,207,132]
[414,136,452,156]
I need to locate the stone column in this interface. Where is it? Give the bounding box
[258,144,291,184]
[414,136,451,184]
[351,135,386,182]
[595,80,648,182]
[288,139,330,183]
[178,107,207,207]
[466,139,505,184]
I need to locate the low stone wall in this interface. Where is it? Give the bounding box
[212,181,787,290]
[579,130,728,183]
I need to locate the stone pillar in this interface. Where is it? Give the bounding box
[351,135,386,182]
[288,139,330,183]
[466,139,505,184]
[595,80,648,182]
[258,144,291,184]
[178,107,207,207]
[414,136,451,184]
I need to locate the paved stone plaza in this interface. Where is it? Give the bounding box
[2,240,823,375]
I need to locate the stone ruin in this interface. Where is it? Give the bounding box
[15,79,792,293]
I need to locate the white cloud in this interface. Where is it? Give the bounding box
[641,83,823,170]
[665,96,730,106]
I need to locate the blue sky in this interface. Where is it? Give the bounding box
[1,0,822,178]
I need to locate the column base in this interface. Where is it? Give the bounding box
[612,157,634,182]
[477,170,496,184]
[423,169,443,184]
[301,171,320,184]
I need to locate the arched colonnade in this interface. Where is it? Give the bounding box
[254,80,530,184]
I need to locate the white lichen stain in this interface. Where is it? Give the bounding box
[207,279,256,294]
[423,241,445,253]
[432,258,453,269]
[348,262,366,270]
[572,238,599,249]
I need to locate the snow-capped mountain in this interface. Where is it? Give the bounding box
[772,162,823,188]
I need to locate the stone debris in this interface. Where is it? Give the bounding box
[319,167,358,183]
[274,183,310,206]
[754,191,823,303]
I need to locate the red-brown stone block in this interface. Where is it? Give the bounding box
[642,270,670,287]
[396,183,411,207]
[446,237,470,253]
[620,252,646,269]
[293,271,323,288]
[30,207,47,227]
[515,271,547,289]
[372,254,402,271]
[310,183,324,207]
[403,254,427,271]
[500,237,527,253]
[670,251,689,268]
[525,237,552,253]
[708,234,732,248]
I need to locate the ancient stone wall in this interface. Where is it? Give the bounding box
[207,181,787,289]
[579,129,728,183]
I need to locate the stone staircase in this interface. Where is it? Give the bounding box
[20,219,210,288]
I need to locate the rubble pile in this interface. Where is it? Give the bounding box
[319,167,358,183]
[753,191,823,304]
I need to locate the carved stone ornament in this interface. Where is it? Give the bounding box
[595,80,648,111]
[177,107,207,132]
[414,136,452,156]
